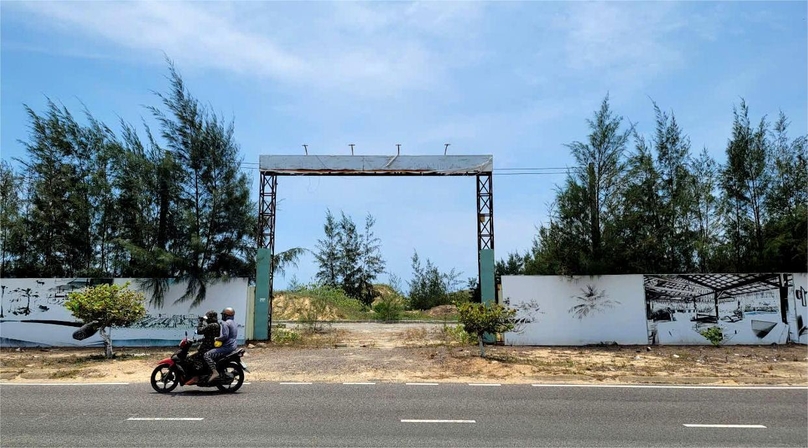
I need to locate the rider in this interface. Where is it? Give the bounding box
[190,310,220,379]
[204,307,238,382]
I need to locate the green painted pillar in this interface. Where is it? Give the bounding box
[480,249,495,305]
[253,248,271,341]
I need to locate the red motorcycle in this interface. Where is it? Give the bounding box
[150,334,248,393]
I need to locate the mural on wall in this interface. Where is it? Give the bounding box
[0,278,248,348]
[791,273,807,344]
[643,273,792,345]
[502,275,649,346]
[568,285,621,320]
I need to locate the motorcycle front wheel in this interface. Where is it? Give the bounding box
[150,364,179,393]
[215,362,245,393]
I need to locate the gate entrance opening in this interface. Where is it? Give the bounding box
[254,154,495,340]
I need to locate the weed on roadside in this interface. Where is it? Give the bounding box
[50,369,82,379]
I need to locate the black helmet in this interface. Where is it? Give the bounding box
[221,307,235,319]
[205,310,218,321]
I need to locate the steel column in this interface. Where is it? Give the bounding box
[476,173,494,251]
[476,173,495,304]
[258,173,278,340]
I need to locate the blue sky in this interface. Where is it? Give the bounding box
[1,1,806,289]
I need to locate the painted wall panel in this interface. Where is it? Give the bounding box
[0,278,248,347]
[643,274,791,346]
[502,275,649,345]
[792,273,807,344]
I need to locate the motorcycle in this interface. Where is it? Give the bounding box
[150,333,249,393]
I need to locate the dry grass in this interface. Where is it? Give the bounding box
[2,324,807,385]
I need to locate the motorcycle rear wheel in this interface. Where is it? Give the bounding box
[150,364,179,393]
[215,362,245,393]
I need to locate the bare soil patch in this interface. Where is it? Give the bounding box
[1,322,806,385]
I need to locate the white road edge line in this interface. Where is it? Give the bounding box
[0,383,130,386]
[684,424,766,428]
[468,383,501,387]
[343,382,376,385]
[128,418,204,421]
[405,382,439,386]
[531,384,807,390]
[279,382,312,385]
[401,419,476,423]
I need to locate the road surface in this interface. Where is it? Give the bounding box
[1,382,805,447]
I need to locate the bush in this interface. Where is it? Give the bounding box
[440,324,474,345]
[457,302,516,358]
[272,327,301,344]
[373,295,403,322]
[700,326,723,346]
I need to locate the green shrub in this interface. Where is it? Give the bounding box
[457,302,516,357]
[441,324,474,345]
[373,296,403,322]
[272,328,301,344]
[700,326,723,346]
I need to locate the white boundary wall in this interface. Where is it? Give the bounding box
[0,278,248,347]
[502,275,649,346]
[792,273,808,344]
[503,273,806,346]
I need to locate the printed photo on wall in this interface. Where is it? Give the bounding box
[643,274,792,345]
[0,278,248,348]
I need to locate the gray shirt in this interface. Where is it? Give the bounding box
[217,319,238,351]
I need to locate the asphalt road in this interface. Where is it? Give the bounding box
[1,382,806,447]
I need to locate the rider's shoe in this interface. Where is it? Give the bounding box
[208,370,220,382]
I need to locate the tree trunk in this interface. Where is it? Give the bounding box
[99,326,114,359]
[478,335,485,358]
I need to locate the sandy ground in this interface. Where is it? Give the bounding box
[1,322,807,385]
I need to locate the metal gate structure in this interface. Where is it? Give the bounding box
[254,154,494,340]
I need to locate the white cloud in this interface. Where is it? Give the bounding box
[548,2,688,87]
[6,1,485,98]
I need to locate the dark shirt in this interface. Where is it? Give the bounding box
[196,320,221,354]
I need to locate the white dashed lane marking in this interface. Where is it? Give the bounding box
[127,417,204,421]
[684,424,766,428]
[401,419,476,423]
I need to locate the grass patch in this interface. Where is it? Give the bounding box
[49,369,82,379]
[270,327,349,348]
